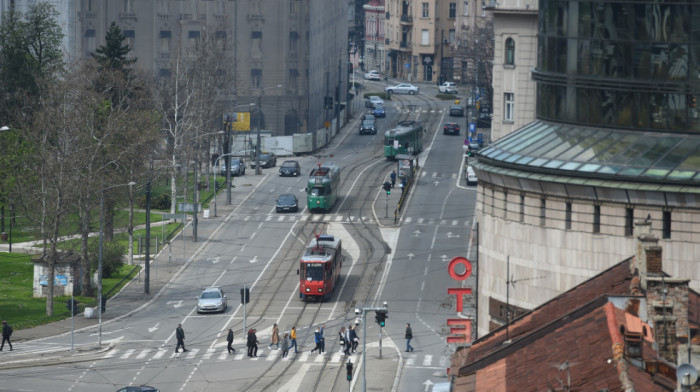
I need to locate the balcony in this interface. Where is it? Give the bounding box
[400,14,413,24]
[399,41,412,51]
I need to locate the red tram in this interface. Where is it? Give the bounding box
[298,234,342,300]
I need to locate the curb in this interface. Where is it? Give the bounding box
[0,343,114,370]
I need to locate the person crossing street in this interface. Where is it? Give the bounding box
[226,328,235,354]
[1,321,13,351]
[175,323,188,353]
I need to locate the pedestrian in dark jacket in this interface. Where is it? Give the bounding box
[281,333,290,358]
[343,326,351,355]
[250,329,259,357]
[310,328,322,354]
[1,321,13,351]
[319,324,325,353]
[390,170,397,188]
[175,323,188,353]
[226,328,235,354]
[349,325,359,353]
[405,323,414,352]
[246,329,254,357]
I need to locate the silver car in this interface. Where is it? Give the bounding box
[196,287,227,313]
[385,83,419,95]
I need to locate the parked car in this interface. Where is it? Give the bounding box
[251,152,277,168]
[449,104,465,117]
[220,157,245,176]
[360,117,377,135]
[364,70,381,80]
[365,95,384,108]
[196,287,227,313]
[279,160,301,176]
[372,103,386,117]
[115,387,160,392]
[276,193,299,213]
[443,122,461,135]
[439,82,458,94]
[385,83,419,95]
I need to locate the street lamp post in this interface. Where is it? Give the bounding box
[222,103,255,205]
[255,85,282,175]
[98,181,135,346]
[213,152,237,217]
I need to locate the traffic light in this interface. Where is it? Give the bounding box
[324,96,334,109]
[100,296,107,314]
[375,310,387,327]
[383,181,391,195]
[346,360,353,381]
[240,288,250,304]
[690,95,697,109]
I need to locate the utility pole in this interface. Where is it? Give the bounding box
[145,161,152,294]
[225,115,232,205]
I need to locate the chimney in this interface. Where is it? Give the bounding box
[634,219,660,290]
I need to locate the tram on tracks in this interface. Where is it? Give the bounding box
[384,120,424,159]
[306,164,340,212]
[298,234,342,300]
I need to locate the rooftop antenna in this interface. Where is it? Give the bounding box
[505,255,546,343]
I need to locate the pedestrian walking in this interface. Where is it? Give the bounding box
[269,323,280,349]
[319,324,325,353]
[1,321,13,351]
[249,329,260,357]
[310,328,322,354]
[338,327,347,354]
[281,333,290,359]
[405,323,414,352]
[400,176,407,194]
[390,170,397,188]
[226,328,235,354]
[349,325,359,353]
[343,326,351,356]
[290,326,298,353]
[175,323,188,353]
[246,329,254,357]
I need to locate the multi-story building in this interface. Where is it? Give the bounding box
[472,0,700,338]
[363,0,386,74]
[384,0,458,83]
[451,0,494,87]
[2,0,348,136]
[488,0,537,141]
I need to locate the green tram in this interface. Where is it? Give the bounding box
[384,120,424,159]
[306,164,341,212]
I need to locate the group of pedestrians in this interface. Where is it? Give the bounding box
[173,321,420,358]
[390,170,408,194]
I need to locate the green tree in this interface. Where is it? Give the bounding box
[92,22,136,71]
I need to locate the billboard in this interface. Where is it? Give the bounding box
[223,112,251,132]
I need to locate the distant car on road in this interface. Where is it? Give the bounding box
[115,387,160,392]
[360,116,377,135]
[443,122,461,135]
[385,83,419,95]
[449,104,465,117]
[196,287,227,313]
[279,160,301,176]
[251,152,277,168]
[276,193,299,213]
[465,166,478,185]
[364,70,381,80]
[439,82,458,94]
[365,95,384,108]
[221,157,245,176]
[372,103,386,117]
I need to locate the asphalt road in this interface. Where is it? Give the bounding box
[0,85,480,392]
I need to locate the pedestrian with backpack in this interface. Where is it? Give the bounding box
[1,321,12,351]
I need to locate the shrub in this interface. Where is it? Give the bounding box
[89,240,126,278]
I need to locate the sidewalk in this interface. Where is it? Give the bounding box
[0,175,265,369]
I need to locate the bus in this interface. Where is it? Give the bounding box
[298,234,342,301]
[306,164,340,212]
[384,120,424,159]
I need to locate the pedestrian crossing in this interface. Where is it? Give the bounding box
[99,346,447,368]
[239,213,473,227]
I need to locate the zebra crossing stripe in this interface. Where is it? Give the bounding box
[152,349,166,360]
[266,350,278,361]
[299,351,310,362]
[405,356,415,366]
[234,353,245,360]
[185,348,199,359]
[104,349,118,359]
[136,349,151,359]
[203,348,216,360]
[423,355,432,366]
[120,349,135,359]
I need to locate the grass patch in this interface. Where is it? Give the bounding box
[0,252,141,330]
[437,93,464,100]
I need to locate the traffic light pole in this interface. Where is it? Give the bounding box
[358,303,388,392]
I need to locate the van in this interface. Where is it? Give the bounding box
[466,166,478,185]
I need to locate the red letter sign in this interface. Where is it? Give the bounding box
[446,319,472,343]
[447,288,472,312]
[448,257,472,281]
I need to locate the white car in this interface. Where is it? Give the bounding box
[365,95,385,108]
[364,70,381,80]
[196,287,227,313]
[439,82,458,94]
[385,83,419,95]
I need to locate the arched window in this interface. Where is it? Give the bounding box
[505,38,515,65]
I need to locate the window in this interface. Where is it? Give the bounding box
[504,92,514,121]
[251,69,262,88]
[625,208,634,236]
[662,211,671,239]
[87,0,92,11]
[252,31,262,56]
[215,30,226,46]
[288,69,299,91]
[449,29,455,43]
[289,0,299,15]
[159,68,171,78]
[481,1,486,16]
[593,205,601,233]
[505,38,515,65]
[289,32,299,52]
[123,0,133,12]
[85,29,96,52]
[464,1,469,16]
[449,2,456,18]
[160,30,171,52]
[188,30,200,46]
[123,30,135,49]
[540,198,546,227]
[519,195,524,222]
[422,2,429,17]
[421,30,429,45]
[565,202,572,230]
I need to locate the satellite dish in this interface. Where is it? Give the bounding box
[677,363,699,386]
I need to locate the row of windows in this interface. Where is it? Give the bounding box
[490,191,673,239]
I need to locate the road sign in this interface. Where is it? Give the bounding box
[468,123,476,134]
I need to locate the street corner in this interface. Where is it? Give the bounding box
[0,343,114,370]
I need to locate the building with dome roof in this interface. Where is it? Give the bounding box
[473,0,700,336]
